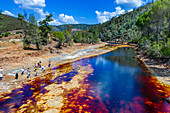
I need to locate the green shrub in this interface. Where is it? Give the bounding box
[23,46,29,50]
[150,46,161,57]
[160,47,170,57]
[16,32,19,34]
[4,32,10,37]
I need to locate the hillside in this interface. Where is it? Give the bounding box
[73,1,169,58]
[72,3,152,44]
[52,24,92,32]
[0,14,27,33]
[94,3,152,42]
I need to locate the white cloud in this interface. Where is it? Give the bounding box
[128,9,133,12]
[49,19,62,26]
[14,0,79,25]
[14,0,46,10]
[115,6,125,15]
[14,0,48,21]
[2,10,15,17]
[36,9,49,21]
[59,14,78,24]
[49,14,79,26]
[95,6,125,23]
[115,0,143,8]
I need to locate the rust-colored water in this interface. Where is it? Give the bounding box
[60,47,170,113]
[0,47,169,113]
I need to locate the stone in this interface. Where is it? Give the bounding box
[43,109,59,113]
[46,96,64,108]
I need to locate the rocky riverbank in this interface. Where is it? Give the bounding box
[134,46,170,103]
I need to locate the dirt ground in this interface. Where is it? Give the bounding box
[0,35,107,93]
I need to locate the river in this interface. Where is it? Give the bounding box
[0,47,169,112]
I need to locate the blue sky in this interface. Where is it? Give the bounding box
[0,0,153,25]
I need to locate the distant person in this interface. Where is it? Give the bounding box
[38,62,40,68]
[21,67,24,75]
[27,68,30,78]
[42,65,44,71]
[34,66,37,72]
[48,60,51,67]
[42,65,46,72]
[35,63,37,67]
[27,68,30,73]
[35,73,37,77]
[0,67,3,75]
[39,61,42,68]
[0,73,3,81]
[15,73,18,79]
[27,72,30,78]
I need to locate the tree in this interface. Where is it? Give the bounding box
[136,12,151,36]
[17,13,25,33]
[39,14,53,45]
[66,25,72,32]
[28,14,41,49]
[162,0,170,46]
[148,1,163,45]
[53,31,65,48]
[63,25,73,45]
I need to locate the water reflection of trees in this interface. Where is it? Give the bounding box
[103,48,139,67]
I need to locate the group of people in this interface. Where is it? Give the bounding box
[0,60,52,81]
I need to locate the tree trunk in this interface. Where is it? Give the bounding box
[36,42,40,50]
[162,19,165,47]
[156,25,159,45]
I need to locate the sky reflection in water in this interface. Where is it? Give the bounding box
[68,47,170,112]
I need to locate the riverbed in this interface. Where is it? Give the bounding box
[0,47,169,112]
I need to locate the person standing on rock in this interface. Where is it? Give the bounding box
[15,73,18,79]
[0,73,3,81]
[21,67,24,75]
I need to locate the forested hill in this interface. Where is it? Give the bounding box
[52,24,92,32]
[91,3,152,42]
[0,14,27,33]
[76,0,169,58]
[72,3,152,43]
